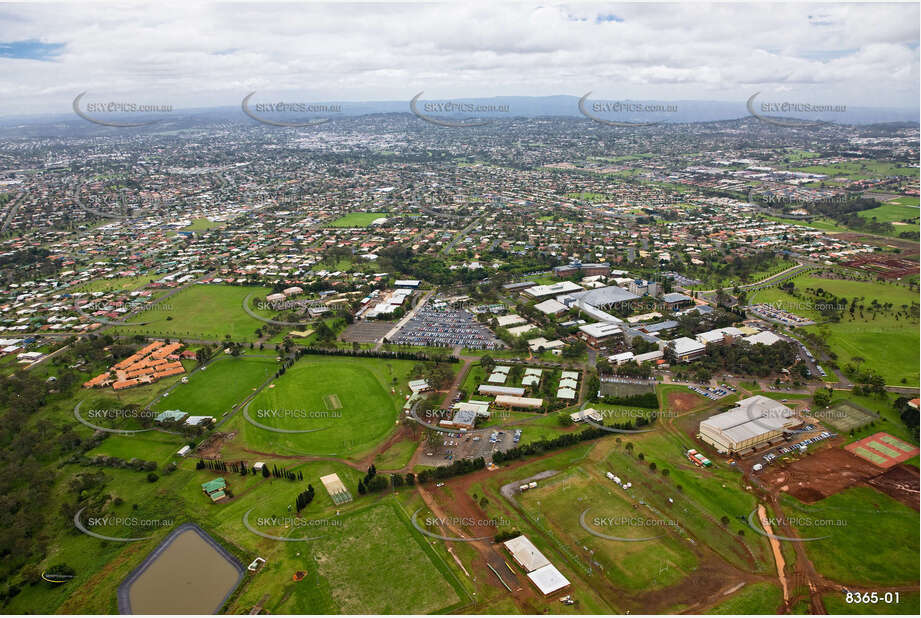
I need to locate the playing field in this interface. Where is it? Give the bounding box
[518,467,698,591]
[153,355,276,417]
[600,380,656,398]
[227,355,419,458]
[602,428,773,573]
[815,400,877,432]
[858,202,919,226]
[117,284,273,341]
[326,212,387,227]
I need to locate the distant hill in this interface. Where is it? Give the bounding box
[0,94,917,130]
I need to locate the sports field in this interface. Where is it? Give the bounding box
[519,468,698,591]
[845,432,920,468]
[815,400,877,432]
[858,201,919,226]
[326,212,387,227]
[153,355,277,418]
[117,284,273,341]
[226,355,420,458]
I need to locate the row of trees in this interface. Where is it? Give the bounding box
[295,485,315,512]
[196,459,304,481]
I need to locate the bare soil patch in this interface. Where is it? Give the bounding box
[759,447,882,502]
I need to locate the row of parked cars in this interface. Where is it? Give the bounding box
[689,383,735,400]
[761,430,835,465]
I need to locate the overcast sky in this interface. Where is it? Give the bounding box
[0,1,918,116]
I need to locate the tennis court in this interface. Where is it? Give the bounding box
[846,432,919,468]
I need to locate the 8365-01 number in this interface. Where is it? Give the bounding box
[845,591,900,604]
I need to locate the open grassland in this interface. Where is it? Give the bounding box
[858,202,919,227]
[794,160,919,180]
[750,275,919,385]
[223,355,419,459]
[70,273,160,294]
[14,447,465,616]
[373,438,418,470]
[705,582,783,614]
[117,284,273,341]
[326,212,387,227]
[86,431,187,466]
[783,486,920,586]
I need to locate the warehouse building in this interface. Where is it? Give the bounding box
[699,396,800,454]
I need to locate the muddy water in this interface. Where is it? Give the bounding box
[127,528,241,614]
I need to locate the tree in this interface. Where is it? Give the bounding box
[812,388,832,409]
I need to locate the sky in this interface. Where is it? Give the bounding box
[0,1,918,116]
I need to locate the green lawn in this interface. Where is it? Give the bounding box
[374,438,418,470]
[794,160,919,181]
[181,217,223,231]
[326,212,388,227]
[783,486,920,586]
[603,428,773,573]
[117,284,273,341]
[706,582,784,614]
[519,467,699,592]
[86,431,187,466]
[751,275,920,385]
[224,355,419,459]
[70,273,160,294]
[152,355,277,418]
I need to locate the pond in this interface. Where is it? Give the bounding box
[118,523,244,614]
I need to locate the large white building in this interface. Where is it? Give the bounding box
[699,396,800,454]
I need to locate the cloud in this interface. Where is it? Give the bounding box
[0,1,916,114]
